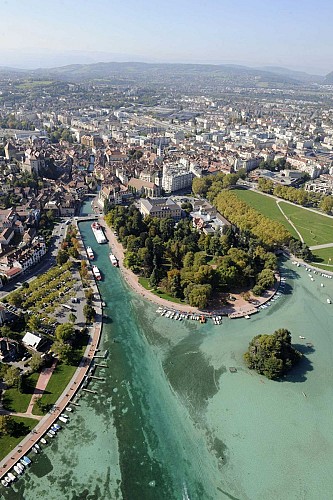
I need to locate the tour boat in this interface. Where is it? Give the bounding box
[92,265,102,281]
[109,253,119,267]
[91,222,107,244]
[86,246,94,260]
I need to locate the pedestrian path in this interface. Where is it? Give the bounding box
[26,360,58,415]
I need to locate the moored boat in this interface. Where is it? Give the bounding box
[86,246,94,260]
[91,222,107,244]
[7,472,16,482]
[109,253,119,267]
[92,265,102,281]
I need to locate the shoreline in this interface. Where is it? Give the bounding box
[0,224,104,481]
[102,219,281,319]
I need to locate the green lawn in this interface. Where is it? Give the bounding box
[280,203,333,246]
[3,372,39,413]
[311,247,333,265]
[32,363,76,416]
[0,417,37,461]
[139,277,184,304]
[233,190,333,247]
[233,189,299,238]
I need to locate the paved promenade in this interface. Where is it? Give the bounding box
[0,229,103,480]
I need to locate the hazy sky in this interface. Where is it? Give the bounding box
[1,0,332,73]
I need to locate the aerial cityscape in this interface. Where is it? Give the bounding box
[0,1,333,499]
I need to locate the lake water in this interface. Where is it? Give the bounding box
[6,202,333,499]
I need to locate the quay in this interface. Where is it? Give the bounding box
[0,223,104,481]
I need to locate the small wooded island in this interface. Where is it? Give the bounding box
[244,329,302,380]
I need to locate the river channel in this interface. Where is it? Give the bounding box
[4,201,333,500]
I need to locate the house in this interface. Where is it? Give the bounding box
[22,331,45,351]
[0,337,19,361]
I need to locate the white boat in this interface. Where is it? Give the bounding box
[109,253,119,267]
[47,431,55,438]
[91,222,107,244]
[16,463,24,472]
[327,298,331,304]
[1,478,9,487]
[32,446,39,454]
[14,465,23,475]
[244,315,250,319]
[40,438,47,445]
[48,429,56,436]
[58,416,68,423]
[7,472,16,482]
[86,246,94,260]
[92,265,102,281]
[34,443,40,450]
[299,336,306,339]
[65,406,72,412]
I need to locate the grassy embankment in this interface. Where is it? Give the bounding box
[138,277,184,305]
[233,190,333,266]
[3,372,39,413]
[0,417,37,461]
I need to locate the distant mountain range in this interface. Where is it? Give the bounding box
[0,61,331,86]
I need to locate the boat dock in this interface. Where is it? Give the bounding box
[82,388,98,394]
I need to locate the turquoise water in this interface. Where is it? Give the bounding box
[5,202,333,499]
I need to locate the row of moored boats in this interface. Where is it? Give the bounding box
[156,307,223,325]
[1,409,72,488]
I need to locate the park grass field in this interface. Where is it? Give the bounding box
[233,189,299,238]
[279,202,333,246]
[0,417,36,461]
[233,190,333,248]
[310,247,333,266]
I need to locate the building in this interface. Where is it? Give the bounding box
[139,198,182,220]
[22,331,45,351]
[128,178,160,198]
[162,164,194,193]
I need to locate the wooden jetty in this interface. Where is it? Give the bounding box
[91,376,105,381]
[83,388,97,394]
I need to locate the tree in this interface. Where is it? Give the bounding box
[27,314,42,332]
[83,304,96,323]
[56,249,69,265]
[0,415,15,436]
[4,366,21,388]
[244,329,302,380]
[52,340,73,363]
[319,196,333,214]
[69,313,76,324]
[55,323,74,342]
[184,283,211,309]
[29,353,44,372]
[149,267,160,289]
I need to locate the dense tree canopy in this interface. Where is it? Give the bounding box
[244,328,302,380]
[214,191,290,247]
[105,204,278,307]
